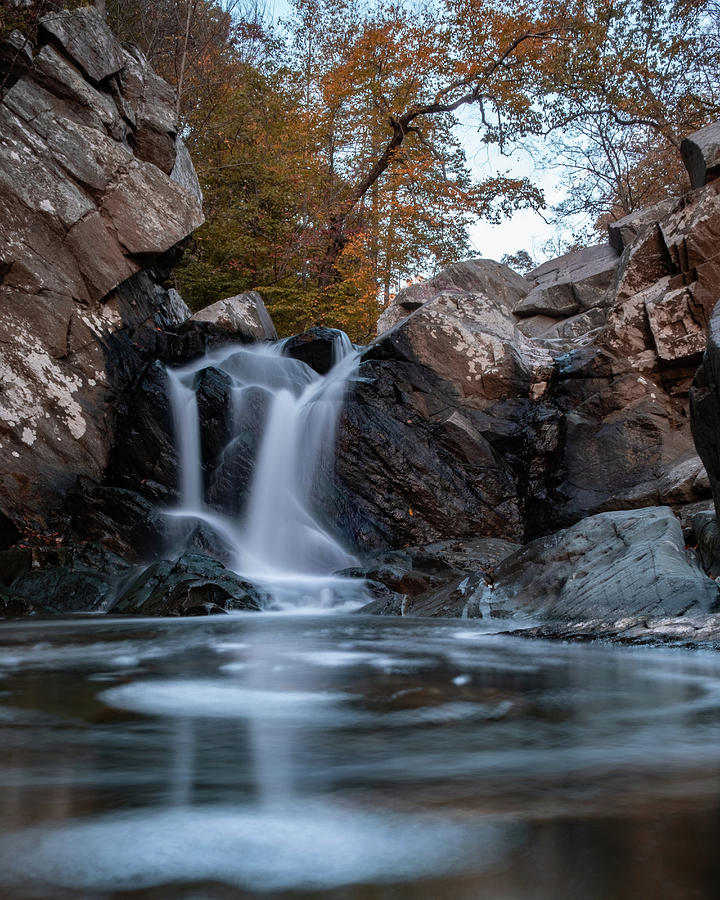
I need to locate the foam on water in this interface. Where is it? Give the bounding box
[0,803,515,894]
[164,332,363,609]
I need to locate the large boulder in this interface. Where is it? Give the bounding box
[681,120,720,189]
[0,6,204,534]
[111,553,265,616]
[488,507,719,621]
[376,258,532,332]
[190,292,277,342]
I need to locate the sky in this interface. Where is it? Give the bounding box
[460,133,568,265]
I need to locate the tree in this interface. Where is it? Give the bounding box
[544,0,720,237]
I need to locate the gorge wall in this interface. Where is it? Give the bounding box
[0,6,204,535]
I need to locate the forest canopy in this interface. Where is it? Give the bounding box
[3,0,719,339]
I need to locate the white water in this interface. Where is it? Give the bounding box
[164,331,362,609]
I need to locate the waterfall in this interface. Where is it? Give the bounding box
[164,332,362,609]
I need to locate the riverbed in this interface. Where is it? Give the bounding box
[0,613,719,899]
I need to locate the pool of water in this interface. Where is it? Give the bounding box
[0,613,719,899]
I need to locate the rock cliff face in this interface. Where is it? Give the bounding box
[335,174,720,551]
[3,8,720,634]
[0,6,203,533]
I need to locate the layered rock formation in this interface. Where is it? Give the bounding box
[336,175,720,552]
[0,6,204,533]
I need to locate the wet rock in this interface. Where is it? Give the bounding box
[505,614,720,650]
[190,292,277,342]
[0,542,131,615]
[282,326,348,374]
[109,361,177,502]
[351,537,519,617]
[681,120,720,189]
[67,485,170,563]
[489,507,719,621]
[112,553,264,616]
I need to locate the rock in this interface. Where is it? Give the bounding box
[0,30,33,92]
[0,542,131,615]
[503,615,720,650]
[39,7,125,85]
[681,120,720,189]
[489,507,719,621]
[351,537,520,616]
[171,136,203,205]
[691,298,720,519]
[376,258,531,333]
[337,200,712,550]
[0,8,204,535]
[607,199,679,253]
[690,508,720,578]
[108,361,178,503]
[111,553,265,616]
[190,292,277,342]
[281,326,350,374]
[515,244,620,318]
[67,485,171,563]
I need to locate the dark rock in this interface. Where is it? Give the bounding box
[109,360,177,502]
[691,299,720,519]
[67,485,170,562]
[282,326,348,374]
[0,30,33,92]
[351,537,519,617]
[0,542,132,614]
[681,120,720,189]
[0,511,19,551]
[195,367,234,474]
[111,553,264,616]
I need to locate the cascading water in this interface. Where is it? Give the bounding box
[164,331,363,609]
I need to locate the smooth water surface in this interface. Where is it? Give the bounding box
[1,614,720,899]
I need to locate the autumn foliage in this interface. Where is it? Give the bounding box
[100,2,718,337]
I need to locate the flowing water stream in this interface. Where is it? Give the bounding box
[164,331,362,609]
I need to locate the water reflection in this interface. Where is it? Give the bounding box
[0,615,719,898]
